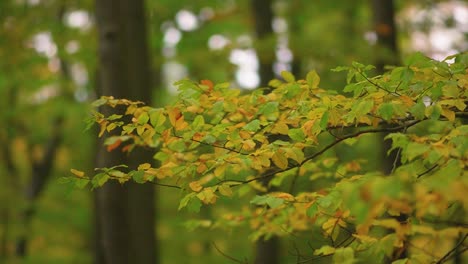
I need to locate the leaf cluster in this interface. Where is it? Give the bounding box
[72,52,468,263]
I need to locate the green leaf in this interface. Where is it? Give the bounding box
[314,245,336,256]
[179,193,197,211]
[192,115,205,130]
[404,52,429,66]
[288,128,305,142]
[284,83,301,99]
[92,173,109,188]
[331,66,349,72]
[92,97,107,107]
[137,112,149,125]
[250,195,284,208]
[258,102,279,117]
[168,139,186,152]
[244,119,261,132]
[280,71,295,83]
[306,203,318,217]
[333,247,354,264]
[107,114,123,121]
[405,142,430,161]
[320,111,329,129]
[149,109,166,128]
[353,100,374,117]
[187,197,202,213]
[266,196,284,208]
[425,104,442,120]
[378,103,394,121]
[130,170,145,183]
[410,101,426,120]
[250,195,268,206]
[306,70,320,88]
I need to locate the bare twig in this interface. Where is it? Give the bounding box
[212,242,247,264]
[435,234,468,264]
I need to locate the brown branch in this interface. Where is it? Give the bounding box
[213,120,422,188]
[171,133,248,155]
[212,242,247,264]
[417,164,439,178]
[435,234,468,264]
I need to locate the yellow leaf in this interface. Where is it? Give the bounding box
[242,140,256,151]
[168,107,182,126]
[218,184,233,197]
[70,169,85,178]
[197,187,217,204]
[214,164,226,178]
[272,151,288,169]
[322,218,338,235]
[138,163,151,170]
[175,115,189,131]
[441,108,455,121]
[189,181,203,192]
[306,70,320,89]
[274,192,294,201]
[352,234,378,243]
[98,120,108,137]
[271,122,289,135]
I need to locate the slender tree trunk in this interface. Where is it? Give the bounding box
[94,0,157,263]
[371,0,400,175]
[250,1,281,263]
[371,0,408,260]
[372,0,398,74]
[251,0,275,88]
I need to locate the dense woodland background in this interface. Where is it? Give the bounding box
[0,0,467,263]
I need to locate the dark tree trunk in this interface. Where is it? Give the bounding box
[371,0,407,260]
[94,0,157,263]
[372,0,398,74]
[251,0,275,88]
[250,1,280,263]
[371,0,400,175]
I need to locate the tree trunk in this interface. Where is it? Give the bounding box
[94,0,157,263]
[371,0,408,260]
[250,1,281,263]
[372,0,398,74]
[251,0,275,88]
[371,0,400,175]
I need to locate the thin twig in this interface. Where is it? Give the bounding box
[435,234,467,264]
[212,242,247,264]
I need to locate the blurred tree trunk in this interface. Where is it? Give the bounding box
[371,0,399,174]
[371,0,407,260]
[250,1,280,264]
[94,0,157,264]
[372,0,398,74]
[251,0,275,88]
[15,5,68,257]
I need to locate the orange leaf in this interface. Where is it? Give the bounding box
[106,139,122,152]
[189,181,203,192]
[168,107,182,127]
[200,79,214,91]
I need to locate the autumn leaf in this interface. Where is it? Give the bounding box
[200,79,214,91]
[306,70,320,88]
[189,181,203,192]
[106,139,122,152]
[272,151,288,169]
[70,169,85,178]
